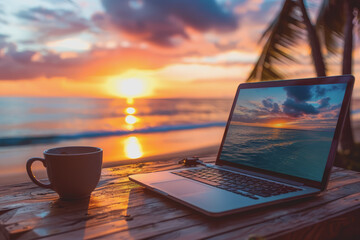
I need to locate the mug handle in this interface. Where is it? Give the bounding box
[26,158,52,189]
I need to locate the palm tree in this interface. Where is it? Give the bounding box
[316,0,360,151]
[248,0,325,81]
[248,0,359,152]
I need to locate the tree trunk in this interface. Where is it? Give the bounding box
[341,0,355,152]
[298,0,326,76]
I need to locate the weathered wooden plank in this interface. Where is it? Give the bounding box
[0,162,353,208]
[43,208,196,240]
[269,209,360,240]
[4,169,356,223]
[0,162,348,204]
[45,177,360,240]
[331,166,346,173]
[206,192,360,240]
[270,208,360,240]
[0,186,145,224]
[0,160,184,207]
[138,181,360,240]
[0,157,214,215]
[0,157,359,240]
[327,172,360,189]
[0,158,185,196]
[2,177,195,238]
[0,180,152,224]
[3,168,358,239]
[90,215,204,240]
[1,185,145,229]
[0,158,347,195]
[3,192,161,239]
[2,176,360,240]
[0,224,8,240]
[0,160,346,200]
[15,204,191,239]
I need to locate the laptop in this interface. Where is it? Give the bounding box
[129,75,354,217]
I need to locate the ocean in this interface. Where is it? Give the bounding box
[0,97,231,185]
[220,124,334,182]
[1,97,360,185]
[0,97,231,146]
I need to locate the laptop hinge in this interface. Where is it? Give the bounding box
[214,165,305,187]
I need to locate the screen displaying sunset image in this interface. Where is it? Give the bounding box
[220,83,347,182]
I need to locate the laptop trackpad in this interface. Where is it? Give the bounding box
[151,179,212,196]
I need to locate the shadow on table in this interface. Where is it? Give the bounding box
[42,197,92,239]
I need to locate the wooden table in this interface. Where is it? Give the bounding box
[1,156,360,240]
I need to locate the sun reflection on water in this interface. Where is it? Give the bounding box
[123,98,142,159]
[125,115,138,124]
[127,98,134,104]
[124,136,143,159]
[125,107,136,114]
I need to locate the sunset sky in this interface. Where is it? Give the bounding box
[232,83,346,130]
[0,0,359,99]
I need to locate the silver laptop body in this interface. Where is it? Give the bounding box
[129,75,354,217]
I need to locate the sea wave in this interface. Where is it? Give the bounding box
[0,122,226,147]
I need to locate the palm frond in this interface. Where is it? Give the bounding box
[353,1,360,11]
[316,0,346,54]
[247,0,305,82]
[353,1,360,31]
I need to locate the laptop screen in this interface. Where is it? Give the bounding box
[219,83,347,182]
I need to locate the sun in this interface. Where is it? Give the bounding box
[269,120,288,128]
[273,123,284,128]
[116,78,146,98]
[106,76,153,98]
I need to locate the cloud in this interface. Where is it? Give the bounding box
[262,98,273,108]
[330,103,342,111]
[234,0,264,14]
[233,98,285,124]
[231,85,344,130]
[0,43,86,79]
[318,97,330,109]
[101,0,238,46]
[182,50,257,65]
[0,4,7,25]
[213,40,238,51]
[8,50,37,64]
[0,36,12,55]
[315,84,347,98]
[16,7,89,40]
[261,97,281,113]
[40,0,78,7]
[283,98,319,117]
[284,85,313,102]
[315,86,326,97]
[0,15,6,25]
[272,102,280,113]
[0,37,181,80]
[282,85,322,117]
[0,34,8,49]
[232,110,289,124]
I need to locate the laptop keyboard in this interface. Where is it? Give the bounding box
[172,167,302,200]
